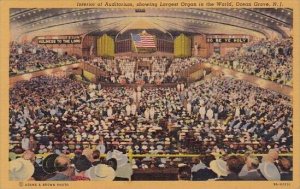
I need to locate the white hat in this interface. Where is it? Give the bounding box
[87,164,116,181]
[76,135,82,142]
[63,146,68,150]
[157,145,163,150]
[106,150,128,168]
[142,145,148,150]
[9,158,34,181]
[259,163,280,180]
[210,159,228,177]
[178,163,187,167]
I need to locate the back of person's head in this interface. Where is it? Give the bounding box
[268,149,279,161]
[107,158,118,171]
[201,154,216,167]
[178,165,191,180]
[82,148,93,162]
[226,155,245,174]
[22,150,35,163]
[246,155,260,170]
[54,155,70,172]
[92,150,100,160]
[278,158,292,172]
[75,155,92,173]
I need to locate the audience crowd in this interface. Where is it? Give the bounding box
[10,37,293,86]
[209,38,293,85]
[9,74,292,181]
[90,57,190,84]
[9,41,78,75]
[8,37,293,181]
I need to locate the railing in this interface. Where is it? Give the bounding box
[83,63,109,77]
[99,82,178,88]
[17,150,293,164]
[10,142,292,163]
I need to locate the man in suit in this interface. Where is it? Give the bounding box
[240,155,266,180]
[47,155,73,181]
[278,157,292,181]
[217,155,244,181]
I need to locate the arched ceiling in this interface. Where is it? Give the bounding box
[10,8,293,41]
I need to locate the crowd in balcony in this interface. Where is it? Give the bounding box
[209,38,293,86]
[9,74,292,181]
[9,41,78,75]
[168,57,203,75]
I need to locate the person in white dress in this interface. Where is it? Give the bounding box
[125,105,131,116]
[144,108,150,120]
[177,84,181,92]
[199,106,206,119]
[107,107,113,117]
[180,83,184,91]
[131,103,137,115]
[187,102,192,115]
[235,106,240,117]
[150,107,155,120]
[206,108,214,120]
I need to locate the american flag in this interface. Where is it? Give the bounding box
[131,32,156,48]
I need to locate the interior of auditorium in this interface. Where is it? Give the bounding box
[9,8,293,181]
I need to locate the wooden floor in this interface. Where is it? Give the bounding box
[203,63,293,98]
